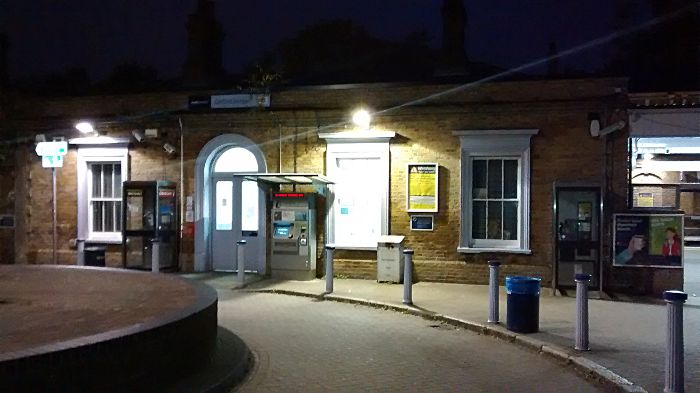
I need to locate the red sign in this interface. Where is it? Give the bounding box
[159,189,176,198]
[274,193,305,198]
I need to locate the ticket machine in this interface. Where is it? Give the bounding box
[122,181,178,270]
[271,192,316,280]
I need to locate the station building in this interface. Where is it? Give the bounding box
[4,77,698,297]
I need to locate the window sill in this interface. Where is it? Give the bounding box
[86,238,122,245]
[458,247,532,255]
[330,245,378,251]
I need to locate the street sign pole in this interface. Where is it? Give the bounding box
[35,141,67,265]
[52,167,57,264]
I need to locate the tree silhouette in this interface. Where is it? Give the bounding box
[259,19,435,84]
[609,0,700,91]
[97,63,160,93]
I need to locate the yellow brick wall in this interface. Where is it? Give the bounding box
[8,78,639,288]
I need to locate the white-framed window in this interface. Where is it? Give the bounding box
[454,129,538,253]
[77,147,129,243]
[88,163,122,235]
[470,157,521,248]
[320,131,394,250]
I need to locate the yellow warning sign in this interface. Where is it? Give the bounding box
[407,163,438,212]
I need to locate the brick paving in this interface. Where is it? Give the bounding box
[237,277,700,392]
[218,291,603,392]
[0,265,196,356]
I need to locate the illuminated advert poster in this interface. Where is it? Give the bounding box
[407,163,438,212]
[613,214,683,268]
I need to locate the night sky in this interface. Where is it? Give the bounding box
[0,0,644,82]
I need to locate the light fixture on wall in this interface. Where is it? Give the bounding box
[589,110,627,138]
[588,113,601,137]
[352,109,371,130]
[75,121,95,134]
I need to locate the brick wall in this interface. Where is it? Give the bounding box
[6,78,639,289]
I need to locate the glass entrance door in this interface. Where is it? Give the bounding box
[209,146,264,272]
[555,187,601,289]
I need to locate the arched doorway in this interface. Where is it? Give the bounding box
[194,134,267,272]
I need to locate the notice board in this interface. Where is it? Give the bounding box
[613,213,683,268]
[406,163,438,212]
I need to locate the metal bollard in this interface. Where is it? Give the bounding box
[663,290,687,393]
[574,273,592,351]
[488,260,501,323]
[77,239,85,266]
[151,239,160,273]
[237,240,247,285]
[325,246,335,294]
[403,249,414,305]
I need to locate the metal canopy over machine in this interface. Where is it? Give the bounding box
[232,172,334,195]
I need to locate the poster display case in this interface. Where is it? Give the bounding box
[613,213,684,268]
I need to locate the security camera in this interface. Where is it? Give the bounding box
[598,120,626,137]
[163,143,177,155]
[131,130,144,142]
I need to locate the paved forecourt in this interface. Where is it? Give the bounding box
[242,277,699,392]
[219,291,603,392]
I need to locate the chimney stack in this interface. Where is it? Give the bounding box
[182,0,225,87]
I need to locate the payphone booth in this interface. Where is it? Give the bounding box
[553,185,602,294]
[122,181,178,270]
[271,192,317,280]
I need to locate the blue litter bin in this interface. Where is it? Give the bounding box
[506,276,541,333]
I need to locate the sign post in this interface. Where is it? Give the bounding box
[35,142,68,264]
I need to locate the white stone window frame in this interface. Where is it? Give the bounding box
[77,147,129,244]
[319,131,394,250]
[454,129,538,254]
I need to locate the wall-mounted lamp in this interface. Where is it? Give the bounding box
[163,143,177,156]
[588,113,601,137]
[75,121,95,134]
[589,113,626,138]
[352,109,371,130]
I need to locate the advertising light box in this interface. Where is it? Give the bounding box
[613,213,684,268]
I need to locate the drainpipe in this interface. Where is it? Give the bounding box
[178,117,185,270]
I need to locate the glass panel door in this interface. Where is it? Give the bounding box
[216,181,233,231]
[555,187,601,289]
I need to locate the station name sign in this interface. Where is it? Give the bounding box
[188,93,271,111]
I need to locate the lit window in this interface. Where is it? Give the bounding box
[320,131,394,249]
[333,156,383,247]
[213,146,259,232]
